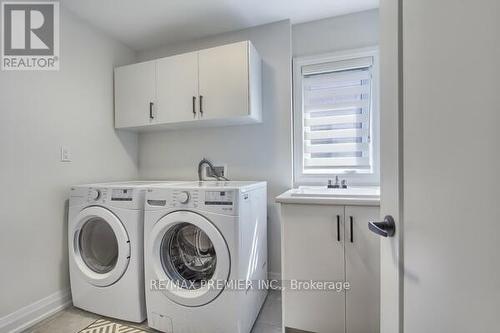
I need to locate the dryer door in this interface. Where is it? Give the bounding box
[71,206,131,287]
[149,211,230,307]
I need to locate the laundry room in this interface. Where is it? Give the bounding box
[2,1,500,333]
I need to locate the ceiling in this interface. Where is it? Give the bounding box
[61,0,378,51]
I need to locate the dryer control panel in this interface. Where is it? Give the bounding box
[69,186,146,210]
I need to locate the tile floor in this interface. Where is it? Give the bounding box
[23,291,282,333]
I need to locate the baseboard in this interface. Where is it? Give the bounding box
[0,289,72,333]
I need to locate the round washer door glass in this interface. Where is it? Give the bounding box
[161,222,217,289]
[79,217,119,274]
[71,206,131,287]
[149,211,230,307]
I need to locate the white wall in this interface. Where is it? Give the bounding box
[292,9,379,57]
[0,7,138,319]
[137,20,293,278]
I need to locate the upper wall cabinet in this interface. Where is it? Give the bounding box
[198,42,249,121]
[114,60,156,128]
[114,41,262,130]
[156,51,199,124]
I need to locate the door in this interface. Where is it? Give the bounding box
[156,52,199,123]
[345,206,380,333]
[198,41,249,120]
[402,0,500,332]
[378,0,403,332]
[114,60,156,128]
[281,204,345,333]
[70,207,131,287]
[148,211,230,307]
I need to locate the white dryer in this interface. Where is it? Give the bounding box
[144,181,268,333]
[68,181,183,322]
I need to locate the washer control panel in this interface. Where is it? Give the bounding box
[111,188,134,201]
[177,191,190,204]
[205,191,234,206]
[145,188,239,214]
[89,189,101,200]
[167,189,236,212]
[171,190,199,208]
[87,188,108,203]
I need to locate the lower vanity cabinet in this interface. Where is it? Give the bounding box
[280,203,380,333]
[344,206,381,333]
[281,204,346,333]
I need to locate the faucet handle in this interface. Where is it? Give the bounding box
[327,177,341,189]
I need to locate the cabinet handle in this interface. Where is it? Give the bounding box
[336,215,341,242]
[149,102,154,120]
[350,216,354,243]
[199,95,203,116]
[192,96,196,117]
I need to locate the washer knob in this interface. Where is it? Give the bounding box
[178,191,190,204]
[89,189,101,200]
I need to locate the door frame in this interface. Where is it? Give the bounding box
[379,0,404,332]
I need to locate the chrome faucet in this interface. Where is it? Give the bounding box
[328,176,340,189]
[197,158,230,181]
[327,176,348,189]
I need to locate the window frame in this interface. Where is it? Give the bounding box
[293,47,380,186]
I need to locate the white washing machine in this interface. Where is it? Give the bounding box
[68,181,184,322]
[144,181,268,333]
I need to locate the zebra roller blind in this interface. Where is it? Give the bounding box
[301,56,373,174]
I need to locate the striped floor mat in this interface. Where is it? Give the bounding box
[79,319,148,333]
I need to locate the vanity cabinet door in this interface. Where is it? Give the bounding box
[281,204,346,333]
[344,206,380,333]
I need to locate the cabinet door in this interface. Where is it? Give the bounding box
[114,61,156,128]
[198,41,249,120]
[281,204,346,333]
[156,52,199,124]
[344,206,380,333]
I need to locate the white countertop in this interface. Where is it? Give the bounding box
[276,186,380,206]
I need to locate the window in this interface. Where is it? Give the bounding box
[293,48,379,185]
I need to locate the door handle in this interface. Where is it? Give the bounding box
[149,102,154,120]
[199,95,203,116]
[192,96,196,117]
[368,215,396,237]
[349,216,354,243]
[336,215,341,242]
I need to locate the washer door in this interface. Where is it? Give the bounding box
[149,211,230,307]
[71,206,130,287]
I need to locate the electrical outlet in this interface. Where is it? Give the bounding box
[204,165,227,179]
[60,146,71,162]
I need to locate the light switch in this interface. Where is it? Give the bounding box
[60,146,71,162]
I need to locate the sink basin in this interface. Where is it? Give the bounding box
[290,186,380,198]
